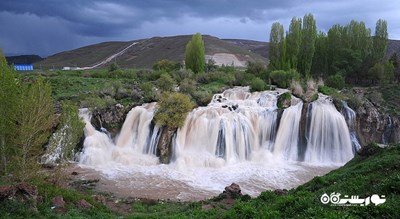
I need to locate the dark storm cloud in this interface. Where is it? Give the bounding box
[0,0,399,56]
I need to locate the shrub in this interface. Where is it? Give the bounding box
[108,63,119,72]
[270,69,300,88]
[140,82,157,102]
[325,74,345,89]
[192,90,213,106]
[170,69,194,83]
[179,78,197,95]
[153,59,181,72]
[154,92,194,128]
[246,61,269,79]
[250,77,267,92]
[156,73,176,92]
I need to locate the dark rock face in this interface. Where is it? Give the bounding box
[156,127,177,164]
[356,99,400,145]
[91,104,131,137]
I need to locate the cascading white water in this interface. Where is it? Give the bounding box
[304,95,354,163]
[77,87,359,200]
[341,101,362,151]
[79,105,159,167]
[174,87,286,167]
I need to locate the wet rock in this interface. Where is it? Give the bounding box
[157,127,177,164]
[76,199,93,209]
[223,183,242,199]
[51,196,65,208]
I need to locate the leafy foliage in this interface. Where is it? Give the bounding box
[153,59,181,72]
[0,51,19,176]
[13,77,55,181]
[156,73,176,92]
[250,77,267,92]
[325,74,345,89]
[185,33,205,73]
[270,69,301,88]
[154,92,194,128]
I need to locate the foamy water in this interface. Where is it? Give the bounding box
[75,87,357,201]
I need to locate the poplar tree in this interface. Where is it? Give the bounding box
[185,33,205,73]
[269,22,285,70]
[286,17,302,69]
[298,14,317,77]
[373,19,388,62]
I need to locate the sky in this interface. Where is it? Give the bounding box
[0,0,399,57]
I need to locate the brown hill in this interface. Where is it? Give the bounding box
[36,35,267,69]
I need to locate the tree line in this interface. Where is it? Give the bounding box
[269,13,396,85]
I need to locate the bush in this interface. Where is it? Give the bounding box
[192,90,213,106]
[270,69,300,88]
[140,82,157,102]
[196,71,235,86]
[156,73,176,92]
[246,61,269,79]
[153,59,181,72]
[154,92,194,128]
[325,74,345,89]
[137,69,164,81]
[179,78,197,95]
[250,77,267,92]
[170,69,194,83]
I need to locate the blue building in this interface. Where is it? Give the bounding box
[14,64,33,71]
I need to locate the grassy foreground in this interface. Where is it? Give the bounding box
[1,143,399,218]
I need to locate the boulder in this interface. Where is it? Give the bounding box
[51,196,65,208]
[76,199,93,209]
[223,183,242,199]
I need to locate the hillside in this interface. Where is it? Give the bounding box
[6,55,43,65]
[36,35,267,69]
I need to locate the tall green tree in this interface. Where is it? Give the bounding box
[311,32,328,78]
[373,19,388,62]
[185,33,205,74]
[269,22,285,70]
[286,17,302,69]
[0,50,19,176]
[298,13,317,77]
[13,77,55,181]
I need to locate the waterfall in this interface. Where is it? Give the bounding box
[382,116,393,144]
[79,87,358,167]
[79,106,159,166]
[341,101,361,151]
[173,87,285,167]
[75,87,363,200]
[273,101,303,160]
[304,95,354,163]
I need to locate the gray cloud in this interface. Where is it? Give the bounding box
[0,0,399,57]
